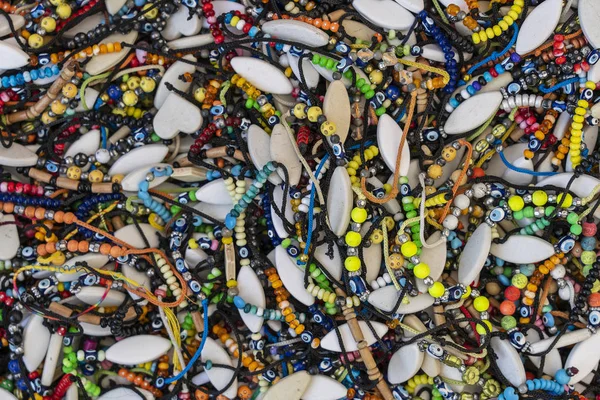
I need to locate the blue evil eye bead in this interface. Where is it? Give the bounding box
[582,88,594,101]
[588,49,600,65]
[424,129,439,142]
[262,370,276,382]
[519,305,532,318]
[508,330,526,350]
[188,280,201,294]
[289,46,303,57]
[175,258,186,272]
[267,115,280,127]
[528,137,542,151]
[155,377,165,389]
[589,310,600,327]
[488,207,506,222]
[556,235,575,253]
[446,284,465,301]
[300,331,313,343]
[373,187,386,199]
[392,386,411,400]
[425,343,444,360]
[369,91,385,108]
[210,105,224,116]
[399,183,410,196]
[336,57,353,72]
[38,53,51,65]
[489,183,506,198]
[318,358,333,373]
[45,161,59,173]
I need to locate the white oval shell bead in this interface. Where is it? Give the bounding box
[105,335,172,365]
[444,92,503,135]
[515,0,563,55]
[230,57,293,94]
[320,321,388,352]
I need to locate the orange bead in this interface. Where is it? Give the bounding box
[100,243,112,255]
[3,202,13,213]
[134,375,143,385]
[63,212,76,224]
[118,369,128,377]
[78,240,89,253]
[195,389,209,400]
[499,300,516,315]
[329,22,339,32]
[35,207,46,220]
[37,244,48,256]
[110,246,122,258]
[127,373,136,382]
[25,206,36,218]
[589,293,600,307]
[45,242,56,254]
[248,361,259,371]
[67,240,78,252]
[321,20,330,30]
[313,18,322,27]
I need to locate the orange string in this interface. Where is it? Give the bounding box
[49,189,68,198]
[360,91,418,203]
[438,139,473,224]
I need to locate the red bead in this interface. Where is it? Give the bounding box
[202,3,213,11]
[556,56,566,65]
[204,9,215,16]
[15,183,23,193]
[0,292,6,302]
[504,285,520,301]
[4,297,14,307]
[243,24,251,33]
[471,167,485,179]
[29,371,39,379]
[554,34,564,42]
[56,326,67,336]
[489,68,498,78]
[582,221,597,237]
[6,182,14,192]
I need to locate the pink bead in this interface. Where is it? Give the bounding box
[207,16,217,24]
[0,182,7,192]
[136,48,147,63]
[0,92,9,102]
[210,239,219,251]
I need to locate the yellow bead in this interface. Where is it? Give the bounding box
[473,296,490,312]
[370,229,384,244]
[475,319,492,335]
[532,190,548,206]
[41,17,57,32]
[88,169,104,183]
[427,164,443,179]
[62,83,77,99]
[575,107,586,116]
[498,20,509,31]
[320,121,337,136]
[369,146,379,156]
[226,279,238,288]
[472,32,481,45]
[507,195,524,211]
[428,281,445,298]
[50,100,67,115]
[511,5,522,14]
[127,76,141,90]
[478,30,488,42]
[344,256,361,272]
[142,2,158,18]
[507,10,518,20]
[28,34,44,49]
[230,16,240,26]
[369,69,383,85]
[307,106,323,122]
[401,241,417,258]
[351,207,367,223]
[503,15,514,25]
[222,236,233,244]
[578,99,589,108]
[585,81,596,90]
[293,103,307,119]
[66,166,82,180]
[413,263,430,279]
[511,273,528,289]
[485,27,495,39]
[383,183,392,193]
[194,87,206,102]
[492,25,502,36]
[556,193,573,208]
[122,90,139,106]
[364,149,374,159]
[56,3,72,19]
[345,231,362,247]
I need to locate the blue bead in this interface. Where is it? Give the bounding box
[555,369,570,385]
[9,76,16,87]
[498,274,510,286]
[138,190,150,200]
[225,214,237,230]
[472,81,481,91]
[449,98,460,108]
[139,180,149,191]
[483,72,493,82]
[467,86,476,95]
[526,380,535,391]
[495,64,505,74]
[44,67,52,77]
[52,65,60,74]
[249,26,259,37]
[224,13,232,23]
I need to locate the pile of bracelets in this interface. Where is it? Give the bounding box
[4,0,600,399]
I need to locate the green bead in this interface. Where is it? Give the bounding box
[344,70,353,79]
[567,212,579,225]
[501,315,517,330]
[570,224,583,235]
[170,205,181,215]
[189,190,197,202]
[0,379,13,391]
[245,98,254,109]
[365,90,375,99]
[513,210,523,220]
[312,54,320,64]
[406,210,417,219]
[326,307,337,315]
[503,267,512,277]
[545,206,555,217]
[375,107,386,116]
[523,206,534,218]
[326,58,335,70]
[151,133,161,142]
[360,84,370,94]
[319,57,328,67]
[356,78,365,88]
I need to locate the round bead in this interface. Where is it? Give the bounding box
[428,282,445,298]
[532,190,548,206]
[345,231,362,247]
[344,256,361,272]
[475,319,492,335]
[400,241,418,258]
[499,300,516,316]
[413,263,430,279]
[511,273,528,289]
[508,195,524,211]
[501,315,517,330]
[351,207,367,223]
[473,296,490,312]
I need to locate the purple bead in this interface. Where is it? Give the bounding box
[472,81,481,91]
[83,339,97,351]
[511,53,521,63]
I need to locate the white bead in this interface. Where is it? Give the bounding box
[453,193,470,210]
[460,89,470,100]
[377,277,386,287]
[442,215,459,230]
[95,149,111,164]
[383,273,392,284]
[236,20,246,30]
[472,183,487,198]
[550,264,566,279]
[298,204,309,213]
[371,280,380,289]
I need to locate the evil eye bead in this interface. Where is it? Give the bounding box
[542,312,555,327]
[262,370,277,382]
[488,207,506,222]
[557,236,575,253]
[210,105,225,116]
[528,137,542,151]
[582,88,594,101]
[519,305,532,318]
[189,280,202,293]
[399,183,410,196]
[509,331,526,349]
[38,53,51,65]
[589,310,600,327]
[268,115,280,127]
[373,188,386,199]
[155,377,165,389]
[289,46,304,57]
[300,331,313,343]
[588,49,600,65]
[318,358,332,373]
[426,343,444,359]
[489,183,506,198]
[335,42,350,54]
[424,129,440,142]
